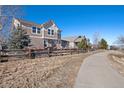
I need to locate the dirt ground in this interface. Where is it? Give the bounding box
[108,52,124,77]
[0,50,103,88]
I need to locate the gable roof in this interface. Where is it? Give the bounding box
[62,36,78,42]
[43,20,54,29]
[62,36,85,42]
[15,18,56,29]
[16,18,42,28]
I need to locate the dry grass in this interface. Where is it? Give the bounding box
[108,53,124,76]
[0,50,103,88]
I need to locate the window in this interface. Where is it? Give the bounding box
[32,27,36,33]
[37,28,41,34]
[48,29,50,35]
[44,40,47,47]
[51,30,54,35]
[17,24,20,27]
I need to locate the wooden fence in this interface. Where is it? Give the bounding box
[0,48,87,62]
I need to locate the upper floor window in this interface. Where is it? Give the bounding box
[37,28,41,34]
[17,24,20,27]
[51,30,54,35]
[48,29,50,35]
[32,27,36,33]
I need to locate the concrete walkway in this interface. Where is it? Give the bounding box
[74,51,124,88]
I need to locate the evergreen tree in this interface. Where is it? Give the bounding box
[77,36,89,50]
[77,39,85,49]
[8,27,30,49]
[99,38,108,49]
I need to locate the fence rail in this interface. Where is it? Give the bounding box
[0,48,87,62]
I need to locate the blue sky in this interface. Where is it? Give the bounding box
[22,5,124,45]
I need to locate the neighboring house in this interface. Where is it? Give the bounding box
[91,44,99,49]
[110,44,124,50]
[61,40,69,49]
[62,36,86,49]
[119,45,124,50]
[12,18,61,49]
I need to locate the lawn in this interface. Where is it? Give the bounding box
[0,50,102,88]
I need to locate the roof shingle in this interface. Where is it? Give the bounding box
[16,18,54,29]
[16,18,41,28]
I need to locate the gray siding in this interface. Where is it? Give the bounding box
[30,37,44,49]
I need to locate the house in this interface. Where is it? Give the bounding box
[12,18,61,49]
[62,36,88,49]
[110,44,124,50]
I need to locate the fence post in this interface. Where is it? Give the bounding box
[29,48,31,59]
[70,49,72,55]
[77,48,79,54]
[57,49,59,56]
[48,47,50,57]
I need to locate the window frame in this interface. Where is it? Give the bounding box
[48,29,51,35]
[51,30,54,35]
[17,24,20,27]
[37,28,41,34]
[32,27,42,35]
[32,27,37,34]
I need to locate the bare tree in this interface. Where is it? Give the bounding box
[0,6,2,16]
[92,32,101,48]
[1,6,24,18]
[0,5,24,47]
[112,35,124,50]
[118,36,124,44]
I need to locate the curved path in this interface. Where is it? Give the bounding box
[74,51,124,88]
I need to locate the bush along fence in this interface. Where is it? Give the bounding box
[0,48,87,62]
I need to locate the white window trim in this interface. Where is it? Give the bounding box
[51,30,54,35]
[32,27,42,35]
[32,27,37,34]
[37,28,41,34]
[47,28,55,36]
[30,35,43,38]
[48,29,51,35]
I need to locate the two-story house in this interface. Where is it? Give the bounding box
[12,18,61,49]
